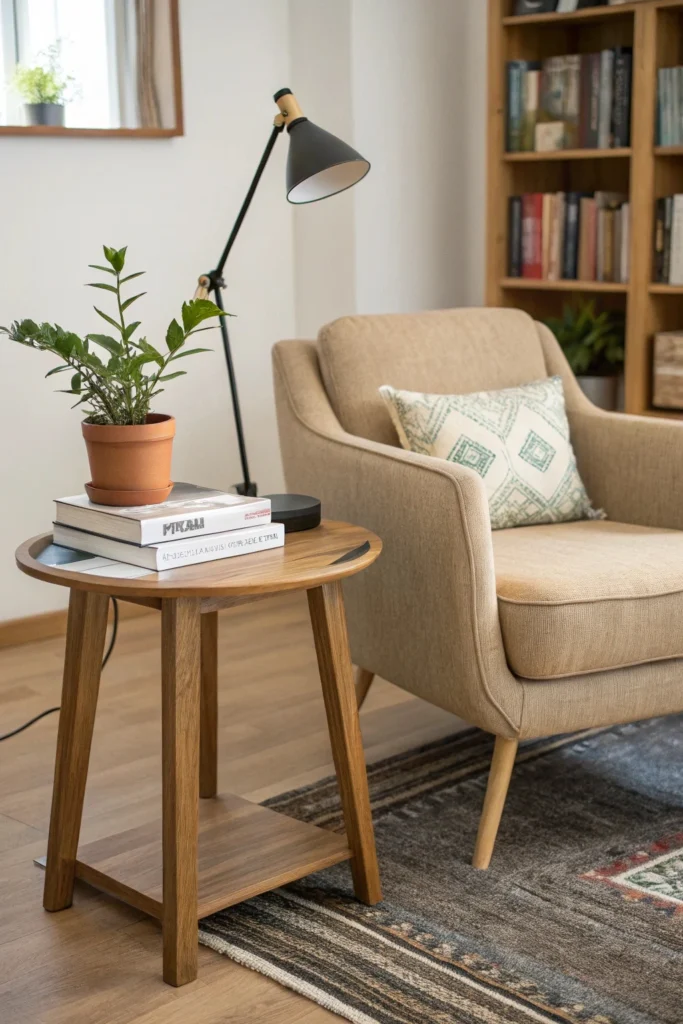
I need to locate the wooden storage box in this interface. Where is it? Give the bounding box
[653,331,683,410]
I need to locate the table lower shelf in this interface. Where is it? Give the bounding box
[38,793,351,920]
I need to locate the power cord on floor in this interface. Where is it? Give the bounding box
[0,597,119,742]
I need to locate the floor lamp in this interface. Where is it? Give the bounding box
[195,88,370,528]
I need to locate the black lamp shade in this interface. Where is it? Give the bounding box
[285,118,370,205]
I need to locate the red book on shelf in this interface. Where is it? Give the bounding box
[522,193,543,279]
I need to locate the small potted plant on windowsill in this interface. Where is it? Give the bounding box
[544,299,625,411]
[1,245,228,505]
[12,42,75,127]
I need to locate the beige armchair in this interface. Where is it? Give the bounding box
[273,308,683,869]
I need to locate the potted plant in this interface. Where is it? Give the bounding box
[1,245,228,505]
[544,299,625,411]
[12,42,75,127]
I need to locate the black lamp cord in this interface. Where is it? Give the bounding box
[0,597,119,742]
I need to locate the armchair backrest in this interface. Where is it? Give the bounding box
[317,308,572,445]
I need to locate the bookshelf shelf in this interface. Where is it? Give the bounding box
[502,5,638,28]
[488,0,670,418]
[646,407,683,418]
[501,277,628,293]
[504,148,631,162]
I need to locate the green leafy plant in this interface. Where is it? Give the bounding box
[1,245,229,425]
[544,300,625,377]
[12,41,75,104]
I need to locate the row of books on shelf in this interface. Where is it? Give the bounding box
[653,196,683,286]
[657,68,683,147]
[513,1,645,14]
[508,191,629,282]
[506,48,631,152]
[39,483,285,578]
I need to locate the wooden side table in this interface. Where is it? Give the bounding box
[16,520,383,986]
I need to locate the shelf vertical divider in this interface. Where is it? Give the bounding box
[486,0,509,308]
[626,3,658,415]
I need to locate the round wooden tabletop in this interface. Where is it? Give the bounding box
[15,521,382,600]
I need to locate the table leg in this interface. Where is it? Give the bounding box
[161,598,201,986]
[307,582,382,905]
[200,611,218,799]
[44,590,109,912]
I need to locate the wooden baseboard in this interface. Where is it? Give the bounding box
[0,600,155,651]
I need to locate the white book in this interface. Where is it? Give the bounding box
[598,49,614,149]
[55,482,271,546]
[52,522,285,571]
[556,0,579,10]
[669,195,683,285]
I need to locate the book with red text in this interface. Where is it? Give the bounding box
[52,521,285,571]
[522,193,543,278]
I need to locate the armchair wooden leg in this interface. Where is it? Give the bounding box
[354,668,375,710]
[472,736,519,871]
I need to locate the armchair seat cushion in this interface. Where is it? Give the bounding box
[492,520,683,679]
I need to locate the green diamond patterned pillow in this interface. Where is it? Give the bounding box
[379,376,602,530]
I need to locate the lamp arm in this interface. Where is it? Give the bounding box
[195,122,285,497]
[215,123,285,280]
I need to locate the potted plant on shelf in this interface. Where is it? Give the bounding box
[544,299,625,411]
[12,42,75,127]
[1,245,228,505]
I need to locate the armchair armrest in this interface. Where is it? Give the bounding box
[569,407,683,530]
[273,341,522,737]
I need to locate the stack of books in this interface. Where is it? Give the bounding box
[657,67,683,146]
[653,196,683,286]
[506,48,632,153]
[50,482,285,573]
[508,191,629,283]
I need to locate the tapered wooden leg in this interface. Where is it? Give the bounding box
[472,736,519,870]
[354,668,375,710]
[161,598,201,986]
[307,583,382,904]
[199,612,218,799]
[44,590,109,912]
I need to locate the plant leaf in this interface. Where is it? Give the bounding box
[88,264,116,275]
[123,321,141,342]
[94,306,122,331]
[165,318,185,352]
[158,371,186,381]
[120,292,146,312]
[86,282,117,293]
[169,347,211,359]
[119,271,145,284]
[181,298,229,333]
[71,373,81,393]
[87,334,122,356]
[103,245,127,273]
[45,364,70,376]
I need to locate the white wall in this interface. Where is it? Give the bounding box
[0,0,294,620]
[290,0,487,334]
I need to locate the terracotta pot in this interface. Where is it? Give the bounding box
[81,414,175,506]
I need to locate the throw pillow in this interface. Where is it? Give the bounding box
[379,376,601,530]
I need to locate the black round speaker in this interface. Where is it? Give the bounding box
[263,493,321,533]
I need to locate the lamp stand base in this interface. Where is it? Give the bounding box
[233,482,258,497]
[264,493,321,533]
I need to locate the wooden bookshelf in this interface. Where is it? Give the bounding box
[486,0,683,418]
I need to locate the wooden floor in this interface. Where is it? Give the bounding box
[0,592,461,1024]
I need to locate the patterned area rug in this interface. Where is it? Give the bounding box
[199,718,683,1023]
